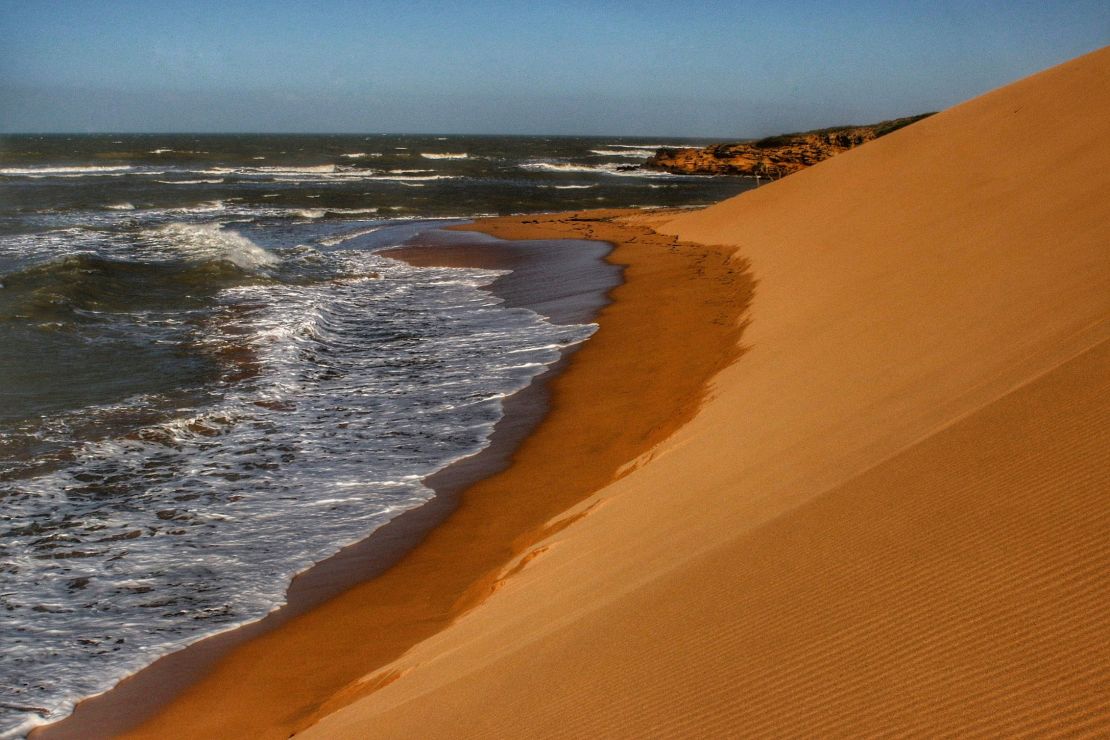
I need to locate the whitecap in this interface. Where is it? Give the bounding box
[374,174,458,182]
[154,179,225,185]
[520,161,675,178]
[0,165,136,176]
[146,222,279,270]
[590,148,656,158]
[419,152,468,160]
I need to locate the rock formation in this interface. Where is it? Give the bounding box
[645,114,933,178]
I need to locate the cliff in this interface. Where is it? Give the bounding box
[645,114,933,178]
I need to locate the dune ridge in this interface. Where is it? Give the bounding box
[299,46,1110,737]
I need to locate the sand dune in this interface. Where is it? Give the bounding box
[299,47,1110,737]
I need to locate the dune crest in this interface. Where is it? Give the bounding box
[299,46,1110,738]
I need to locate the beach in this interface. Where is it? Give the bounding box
[0,135,747,736]
[35,45,1110,738]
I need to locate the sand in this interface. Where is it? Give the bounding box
[38,212,750,739]
[43,46,1110,738]
[297,46,1110,737]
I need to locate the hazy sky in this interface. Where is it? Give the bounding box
[2,0,1107,136]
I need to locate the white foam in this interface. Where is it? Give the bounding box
[520,161,677,178]
[590,148,656,158]
[419,152,468,160]
[340,153,367,159]
[106,202,136,210]
[149,148,174,155]
[189,164,381,182]
[170,200,227,214]
[149,222,279,270]
[0,165,136,176]
[0,242,596,735]
[155,178,225,185]
[318,225,381,246]
[207,164,341,175]
[375,174,458,182]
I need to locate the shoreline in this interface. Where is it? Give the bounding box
[40,209,752,738]
[24,47,1110,739]
[34,220,624,739]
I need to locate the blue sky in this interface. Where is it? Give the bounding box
[1,0,1106,135]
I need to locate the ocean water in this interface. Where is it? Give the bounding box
[0,134,754,736]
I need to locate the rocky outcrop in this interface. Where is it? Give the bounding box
[645,114,933,178]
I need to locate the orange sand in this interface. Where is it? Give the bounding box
[48,46,1110,738]
[299,46,1110,737]
[58,212,749,739]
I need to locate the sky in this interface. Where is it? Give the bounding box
[1,0,1107,136]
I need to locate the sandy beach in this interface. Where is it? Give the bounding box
[40,46,1110,738]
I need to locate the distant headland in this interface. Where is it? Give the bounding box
[645,113,934,178]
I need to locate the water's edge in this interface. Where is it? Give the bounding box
[33,225,622,739]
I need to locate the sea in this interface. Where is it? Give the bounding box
[0,133,753,736]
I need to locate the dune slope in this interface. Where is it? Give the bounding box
[302,48,1110,737]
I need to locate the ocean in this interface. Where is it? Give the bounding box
[0,133,753,736]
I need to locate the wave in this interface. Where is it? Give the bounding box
[374,174,459,182]
[419,152,468,160]
[149,148,174,154]
[520,161,676,178]
[0,165,137,176]
[340,153,367,159]
[201,164,344,176]
[520,162,604,174]
[106,202,136,210]
[155,178,226,185]
[169,200,227,214]
[326,207,379,215]
[318,226,382,246]
[147,222,279,271]
[590,148,657,158]
[0,229,274,322]
[185,164,386,182]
